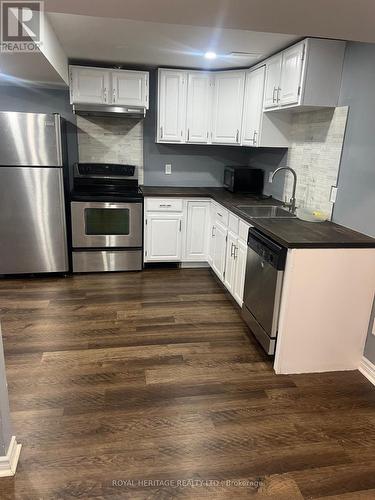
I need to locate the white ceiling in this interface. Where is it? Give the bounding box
[48,13,298,69]
[45,0,375,43]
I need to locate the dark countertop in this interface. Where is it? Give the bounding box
[141,186,375,249]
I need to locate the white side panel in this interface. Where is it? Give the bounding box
[274,249,375,374]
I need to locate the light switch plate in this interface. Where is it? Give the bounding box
[165,164,172,175]
[330,186,338,203]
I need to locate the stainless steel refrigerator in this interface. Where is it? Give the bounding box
[0,112,68,274]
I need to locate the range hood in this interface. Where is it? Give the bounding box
[72,104,146,118]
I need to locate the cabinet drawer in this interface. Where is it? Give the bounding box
[212,203,229,226]
[238,219,251,241]
[228,213,239,234]
[146,198,183,212]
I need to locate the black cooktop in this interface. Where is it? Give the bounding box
[70,162,144,202]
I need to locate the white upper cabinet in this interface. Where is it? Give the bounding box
[263,55,282,110]
[70,67,110,104]
[186,72,212,143]
[69,66,149,108]
[157,69,187,143]
[278,42,305,106]
[263,38,345,111]
[112,70,149,108]
[242,67,265,146]
[211,71,245,144]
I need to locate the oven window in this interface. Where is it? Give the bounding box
[84,208,130,235]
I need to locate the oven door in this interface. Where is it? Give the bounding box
[71,201,142,248]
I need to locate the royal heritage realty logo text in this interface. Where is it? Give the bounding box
[1,1,43,52]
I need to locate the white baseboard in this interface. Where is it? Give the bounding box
[0,436,22,477]
[359,356,375,386]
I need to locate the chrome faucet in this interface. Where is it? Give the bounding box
[271,167,298,214]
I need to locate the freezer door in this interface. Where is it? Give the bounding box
[0,167,68,274]
[0,112,62,166]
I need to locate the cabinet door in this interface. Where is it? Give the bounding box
[241,67,265,147]
[212,222,227,281]
[184,201,210,261]
[70,67,110,104]
[186,72,211,143]
[211,71,245,144]
[279,42,305,107]
[158,70,187,143]
[233,239,248,306]
[145,215,182,261]
[112,70,149,108]
[263,55,282,109]
[224,231,237,294]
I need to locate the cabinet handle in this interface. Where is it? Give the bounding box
[217,212,222,217]
[103,87,108,103]
[160,126,163,138]
[236,129,239,143]
[179,220,182,232]
[112,89,116,103]
[230,243,234,257]
[211,226,216,237]
[253,130,258,144]
[277,87,281,102]
[272,87,277,103]
[159,204,171,208]
[234,246,238,260]
[187,128,190,141]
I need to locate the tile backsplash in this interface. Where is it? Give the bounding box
[282,106,348,218]
[76,116,144,184]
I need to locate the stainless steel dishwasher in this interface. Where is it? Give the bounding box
[242,228,287,355]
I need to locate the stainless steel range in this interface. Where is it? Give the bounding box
[70,163,143,273]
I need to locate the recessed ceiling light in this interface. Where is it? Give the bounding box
[204,51,217,60]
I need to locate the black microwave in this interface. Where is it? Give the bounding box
[223,166,264,194]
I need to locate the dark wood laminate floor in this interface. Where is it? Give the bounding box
[0,269,375,499]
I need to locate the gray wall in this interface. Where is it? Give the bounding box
[333,42,375,363]
[143,69,280,187]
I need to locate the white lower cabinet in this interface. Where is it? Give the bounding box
[211,222,227,281]
[224,231,238,294]
[144,197,250,305]
[233,239,248,305]
[184,200,210,261]
[145,214,182,261]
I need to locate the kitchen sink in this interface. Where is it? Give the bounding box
[236,205,296,219]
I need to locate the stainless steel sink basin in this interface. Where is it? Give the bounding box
[236,205,296,218]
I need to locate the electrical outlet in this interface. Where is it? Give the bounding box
[268,172,274,183]
[330,186,338,203]
[165,164,172,175]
